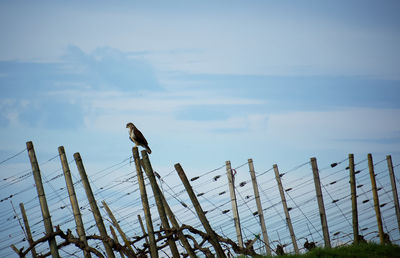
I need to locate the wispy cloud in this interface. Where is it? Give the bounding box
[266,108,400,151]
[0,46,161,129]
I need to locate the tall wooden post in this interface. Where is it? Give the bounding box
[138,215,149,247]
[387,155,400,235]
[348,154,359,244]
[141,151,196,258]
[310,157,331,248]
[74,152,115,258]
[368,153,384,244]
[102,201,136,257]
[132,147,158,258]
[273,164,299,254]
[248,159,271,255]
[225,161,244,248]
[175,163,227,258]
[58,146,91,258]
[19,203,38,258]
[110,226,125,258]
[159,191,197,258]
[141,150,180,258]
[26,141,60,258]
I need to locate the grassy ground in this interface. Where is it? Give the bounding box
[253,243,400,257]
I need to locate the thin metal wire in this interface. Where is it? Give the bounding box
[0,148,26,165]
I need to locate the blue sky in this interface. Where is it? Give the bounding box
[1,1,399,167]
[0,0,400,255]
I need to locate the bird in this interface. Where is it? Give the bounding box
[304,239,316,251]
[126,122,152,154]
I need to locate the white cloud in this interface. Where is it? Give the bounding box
[1,2,399,79]
[266,108,400,151]
[47,88,267,133]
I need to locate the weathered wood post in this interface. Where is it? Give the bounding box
[368,153,385,244]
[159,190,197,258]
[273,164,299,254]
[19,203,38,258]
[26,141,60,258]
[387,155,400,235]
[348,154,359,244]
[141,150,180,258]
[74,152,115,258]
[138,214,149,247]
[175,163,227,258]
[132,147,158,258]
[225,161,244,248]
[102,201,136,257]
[58,146,91,258]
[310,157,331,248]
[248,159,271,255]
[141,151,196,258]
[143,175,197,258]
[110,226,125,258]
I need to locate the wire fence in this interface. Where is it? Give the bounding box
[0,145,399,257]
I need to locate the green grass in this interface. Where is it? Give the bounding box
[252,243,400,258]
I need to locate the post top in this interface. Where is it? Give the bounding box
[73,152,81,160]
[141,149,148,157]
[58,146,65,153]
[26,141,33,150]
[132,147,139,157]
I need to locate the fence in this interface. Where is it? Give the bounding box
[0,141,399,257]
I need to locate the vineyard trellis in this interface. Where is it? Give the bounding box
[0,141,399,257]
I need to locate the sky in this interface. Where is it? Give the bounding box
[1,0,400,256]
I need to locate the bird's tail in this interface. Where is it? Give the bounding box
[146,146,152,154]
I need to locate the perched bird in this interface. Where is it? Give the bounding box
[126,122,152,154]
[275,244,285,256]
[304,239,316,251]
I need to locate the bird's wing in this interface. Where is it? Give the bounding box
[134,128,149,146]
[129,129,136,142]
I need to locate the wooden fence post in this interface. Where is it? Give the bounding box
[102,201,136,257]
[273,164,299,254]
[141,151,196,258]
[225,161,244,248]
[141,150,180,258]
[159,191,197,258]
[110,226,125,258]
[138,214,149,247]
[348,154,359,244]
[132,147,159,258]
[19,203,38,258]
[74,152,115,258]
[143,173,198,258]
[248,159,271,255]
[310,157,331,248]
[387,155,400,235]
[26,141,60,258]
[175,163,227,258]
[368,153,385,244]
[58,146,91,258]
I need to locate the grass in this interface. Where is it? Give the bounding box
[252,243,400,257]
